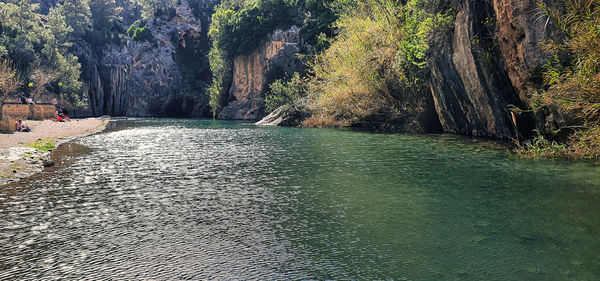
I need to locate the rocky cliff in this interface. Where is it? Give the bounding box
[427,0,549,139]
[219,26,303,120]
[85,0,210,117]
[78,0,555,141]
[427,0,558,140]
[254,0,551,140]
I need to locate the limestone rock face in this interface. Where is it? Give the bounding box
[220,26,303,120]
[427,0,542,139]
[85,0,209,117]
[493,0,550,101]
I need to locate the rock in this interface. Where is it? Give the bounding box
[42,160,55,167]
[256,98,311,127]
[220,26,303,120]
[427,0,536,140]
[493,0,552,101]
[84,0,210,117]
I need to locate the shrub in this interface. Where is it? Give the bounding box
[517,125,600,160]
[519,0,600,159]
[304,0,453,127]
[265,72,305,113]
[127,20,143,37]
[132,27,153,42]
[538,0,600,121]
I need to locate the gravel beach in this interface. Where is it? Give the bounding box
[0,118,109,185]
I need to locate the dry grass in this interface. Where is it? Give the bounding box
[516,125,600,160]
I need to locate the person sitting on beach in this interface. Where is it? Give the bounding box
[15,120,31,132]
[56,108,66,122]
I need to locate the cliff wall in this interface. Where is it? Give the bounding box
[85,0,210,117]
[219,26,303,120]
[435,0,549,139]
[428,0,552,139]
[257,0,552,140]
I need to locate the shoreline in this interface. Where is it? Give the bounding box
[0,118,110,186]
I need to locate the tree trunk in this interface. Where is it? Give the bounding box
[0,99,4,121]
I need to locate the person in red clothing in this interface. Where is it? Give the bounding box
[56,107,66,122]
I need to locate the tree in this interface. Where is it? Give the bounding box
[30,67,58,100]
[45,7,74,63]
[15,0,38,33]
[59,0,92,38]
[0,60,22,119]
[138,0,176,19]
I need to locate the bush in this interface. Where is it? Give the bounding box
[537,0,600,121]
[265,72,305,113]
[127,20,143,37]
[517,125,600,160]
[304,0,453,127]
[519,0,600,159]
[132,27,153,42]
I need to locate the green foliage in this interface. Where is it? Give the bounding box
[60,0,92,37]
[517,125,600,160]
[265,72,305,113]
[305,0,454,127]
[127,20,143,37]
[208,46,231,117]
[299,0,337,52]
[0,1,82,102]
[518,0,600,159]
[517,131,569,157]
[131,27,153,42]
[538,0,600,121]
[209,0,300,57]
[137,0,176,20]
[89,0,126,46]
[207,0,301,117]
[27,140,56,152]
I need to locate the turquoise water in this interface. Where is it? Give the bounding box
[1,119,599,280]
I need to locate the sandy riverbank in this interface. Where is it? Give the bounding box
[0,118,109,186]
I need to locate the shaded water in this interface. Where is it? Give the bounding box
[1,119,600,280]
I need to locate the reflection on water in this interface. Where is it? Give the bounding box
[1,119,600,280]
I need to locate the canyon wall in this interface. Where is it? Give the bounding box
[219,26,303,120]
[255,0,552,140]
[79,0,555,141]
[426,0,550,139]
[85,0,210,117]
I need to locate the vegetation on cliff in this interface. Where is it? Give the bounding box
[519,0,600,160]
[265,72,305,113]
[0,0,84,103]
[0,0,210,113]
[303,0,453,128]
[207,0,338,117]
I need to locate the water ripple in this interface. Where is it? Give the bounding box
[1,119,600,280]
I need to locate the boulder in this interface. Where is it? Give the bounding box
[256,99,311,127]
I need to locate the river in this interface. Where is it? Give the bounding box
[1,119,599,280]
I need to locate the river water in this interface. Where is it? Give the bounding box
[1,119,599,280]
